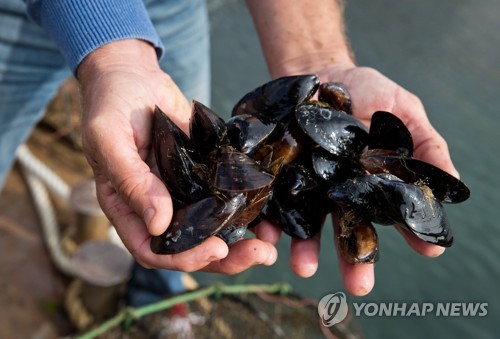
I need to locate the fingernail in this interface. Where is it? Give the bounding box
[428,246,446,258]
[143,207,155,227]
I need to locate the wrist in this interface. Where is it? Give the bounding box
[270,50,356,79]
[77,39,159,86]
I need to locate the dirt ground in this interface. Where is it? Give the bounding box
[0,78,92,338]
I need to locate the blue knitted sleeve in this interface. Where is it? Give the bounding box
[25,0,164,73]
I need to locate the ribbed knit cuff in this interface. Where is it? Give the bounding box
[26,0,164,73]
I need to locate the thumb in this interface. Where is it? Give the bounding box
[83,113,173,236]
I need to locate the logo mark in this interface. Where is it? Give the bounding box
[318,292,348,326]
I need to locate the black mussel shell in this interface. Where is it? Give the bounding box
[265,163,328,239]
[312,147,364,183]
[260,118,305,175]
[295,102,369,158]
[369,111,413,157]
[337,216,379,264]
[190,100,228,158]
[212,146,274,229]
[318,82,352,114]
[360,149,470,203]
[328,175,394,225]
[213,148,274,233]
[150,194,247,254]
[281,162,321,195]
[217,226,248,245]
[379,178,453,247]
[232,74,320,122]
[227,187,273,230]
[153,106,209,207]
[225,114,277,156]
[213,147,274,192]
[330,173,453,247]
[266,196,326,239]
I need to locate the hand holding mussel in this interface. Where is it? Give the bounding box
[150,74,470,265]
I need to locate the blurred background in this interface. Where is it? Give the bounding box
[0,0,497,338]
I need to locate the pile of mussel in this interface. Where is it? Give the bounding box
[150,75,470,264]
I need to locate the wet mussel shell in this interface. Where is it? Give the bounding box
[318,82,353,114]
[217,226,249,245]
[226,114,277,156]
[329,174,453,247]
[360,149,470,203]
[329,175,394,226]
[153,106,209,208]
[295,102,369,158]
[214,148,274,192]
[337,220,379,264]
[232,74,320,122]
[190,101,227,160]
[150,194,247,254]
[311,147,364,183]
[265,162,329,239]
[380,178,453,247]
[368,111,413,157]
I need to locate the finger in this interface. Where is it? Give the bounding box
[337,254,375,296]
[202,238,278,274]
[395,224,446,258]
[85,117,173,236]
[141,237,230,271]
[395,90,459,178]
[253,219,282,244]
[332,214,375,296]
[290,233,321,278]
[413,128,459,179]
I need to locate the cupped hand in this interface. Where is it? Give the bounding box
[255,63,459,296]
[78,40,277,274]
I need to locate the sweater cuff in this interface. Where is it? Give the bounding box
[26,0,164,73]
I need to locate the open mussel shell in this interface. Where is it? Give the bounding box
[360,149,470,203]
[368,111,413,157]
[296,102,369,158]
[150,194,247,254]
[232,74,320,122]
[190,100,227,158]
[318,82,352,114]
[153,106,209,207]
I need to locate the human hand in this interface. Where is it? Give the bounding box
[325,64,460,294]
[254,63,459,296]
[78,39,277,274]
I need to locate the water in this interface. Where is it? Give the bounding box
[194,1,500,337]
